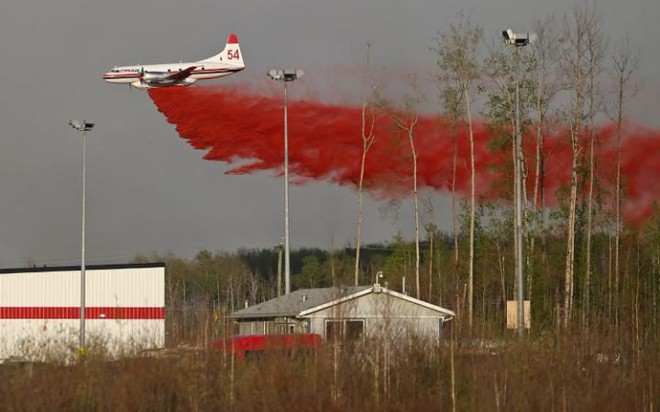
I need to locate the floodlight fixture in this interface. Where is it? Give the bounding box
[69,119,95,132]
[502,29,537,47]
[268,69,304,82]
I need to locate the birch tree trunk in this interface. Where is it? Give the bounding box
[392,84,421,298]
[610,35,639,329]
[561,2,589,328]
[564,125,580,328]
[409,124,421,299]
[529,16,561,310]
[354,43,376,286]
[465,88,476,330]
[582,5,606,329]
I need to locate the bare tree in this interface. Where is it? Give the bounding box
[559,1,597,327]
[479,42,521,327]
[354,42,377,286]
[563,121,581,328]
[391,75,424,298]
[438,88,462,280]
[581,3,607,328]
[525,16,563,307]
[609,34,640,327]
[530,16,561,213]
[421,194,439,302]
[433,11,483,330]
[355,43,376,286]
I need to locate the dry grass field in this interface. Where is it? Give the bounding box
[1,329,657,411]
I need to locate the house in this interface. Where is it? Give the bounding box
[229,283,455,342]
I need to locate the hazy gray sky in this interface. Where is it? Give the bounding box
[0,0,658,267]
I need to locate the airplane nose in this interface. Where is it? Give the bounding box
[103,72,116,82]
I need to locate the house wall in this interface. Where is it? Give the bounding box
[303,292,446,341]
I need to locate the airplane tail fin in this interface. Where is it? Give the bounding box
[201,33,244,67]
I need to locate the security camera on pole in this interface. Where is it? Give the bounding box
[502,29,535,335]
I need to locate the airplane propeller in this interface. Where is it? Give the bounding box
[138,66,147,88]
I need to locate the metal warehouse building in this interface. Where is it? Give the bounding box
[0,262,165,360]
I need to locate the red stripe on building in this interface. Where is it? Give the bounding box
[0,307,165,320]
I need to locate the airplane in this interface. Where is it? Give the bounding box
[103,33,245,90]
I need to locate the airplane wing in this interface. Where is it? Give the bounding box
[164,66,197,81]
[140,66,197,84]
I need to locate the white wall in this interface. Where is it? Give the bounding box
[0,319,164,360]
[304,292,446,341]
[0,264,165,360]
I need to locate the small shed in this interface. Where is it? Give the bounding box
[230,284,455,342]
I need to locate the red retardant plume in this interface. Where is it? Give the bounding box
[149,85,660,224]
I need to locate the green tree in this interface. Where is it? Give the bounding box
[432,10,483,330]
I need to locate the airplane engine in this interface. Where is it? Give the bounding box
[130,80,150,90]
[141,71,161,81]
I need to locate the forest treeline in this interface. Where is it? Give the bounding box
[133,200,660,344]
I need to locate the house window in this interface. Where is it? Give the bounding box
[325,319,365,341]
[274,320,297,334]
[345,320,364,340]
[326,321,341,341]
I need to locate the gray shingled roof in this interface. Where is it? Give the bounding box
[230,286,370,319]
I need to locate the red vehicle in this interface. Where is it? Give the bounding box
[212,333,323,363]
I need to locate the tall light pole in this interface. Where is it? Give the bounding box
[267,69,304,296]
[502,29,535,335]
[69,119,94,351]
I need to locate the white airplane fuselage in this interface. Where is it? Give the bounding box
[103,33,244,90]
